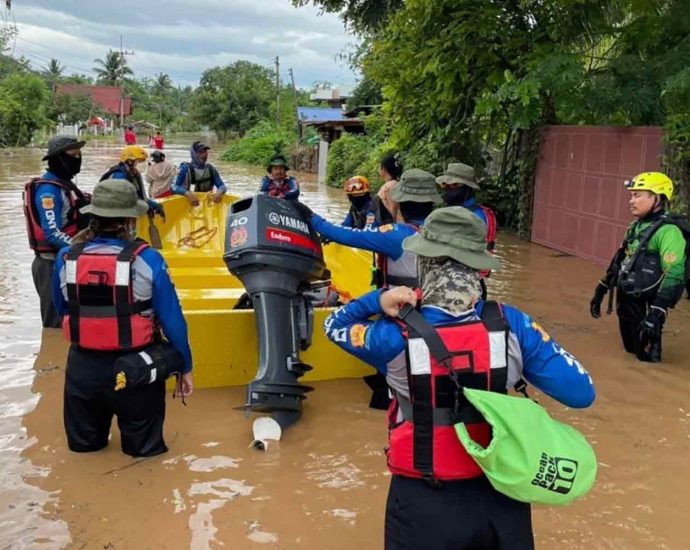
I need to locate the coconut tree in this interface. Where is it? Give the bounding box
[93,49,133,85]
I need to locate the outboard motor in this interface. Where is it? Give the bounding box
[223,194,327,430]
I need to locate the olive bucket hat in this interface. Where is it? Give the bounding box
[42,135,86,161]
[80,178,148,218]
[402,206,500,271]
[267,153,289,170]
[390,168,442,204]
[436,162,479,189]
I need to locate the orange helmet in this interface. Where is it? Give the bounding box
[344,176,370,196]
[120,145,148,163]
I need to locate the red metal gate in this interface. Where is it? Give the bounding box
[531,126,663,265]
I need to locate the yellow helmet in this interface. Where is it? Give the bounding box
[120,145,148,163]
[624,172,674,200]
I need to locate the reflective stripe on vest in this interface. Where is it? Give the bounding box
[386,301,509,481]
[62,241,155,351]
[23,178,81,253]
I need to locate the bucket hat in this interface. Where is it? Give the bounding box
[435,163,479,189]
[403,206,499,270]
[80,178,148,218]
[389,169,441,204]
[42,135,86,161]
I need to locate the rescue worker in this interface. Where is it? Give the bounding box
[377,153,404,222]
[437,162,498,299]
[145,150,177,199]
[52,178,193,457]
[101,146,164,217]
[294,169,441,410]
[324,207,595,550]
[259,154,300,200]
[342,175,393,229]
[171,141,227,207]
[23,135,90,328]
[590,172,688,363]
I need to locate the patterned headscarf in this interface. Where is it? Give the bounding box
[418,256,481,315]
[190,144,207,169]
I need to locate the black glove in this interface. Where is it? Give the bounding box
[151,202,165,218]
[293,201,314,222]
[589,281,608,319]
[639,305,665,346]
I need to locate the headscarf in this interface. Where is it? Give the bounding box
[418,256,482,315]
[190,144,207,169]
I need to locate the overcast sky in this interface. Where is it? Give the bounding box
[6,0,358,89]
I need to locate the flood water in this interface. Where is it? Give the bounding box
[1,138,689,549]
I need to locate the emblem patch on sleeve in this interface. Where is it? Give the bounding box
[350,324,369,348]
[41,196,55,209]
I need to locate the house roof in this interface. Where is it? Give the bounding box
[55,84,132,116]
[297,107,346,124]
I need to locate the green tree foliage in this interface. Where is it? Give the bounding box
[192,61,274,139]
[325,133,376,186]
[220,121,292,166]
[348,75,382,107]
[93,50,133,85]
[47,92,99,125]
[292,0,403,34]
[0,73,49,146]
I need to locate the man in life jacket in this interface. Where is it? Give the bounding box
[259,154,300,200]
[101,146,164,217]
[590,172,688,363]
[293,169,440,410]
[23,135,90,328]
[342,175,393,229]
[437,162,497,299]
[51,178,193,457]
[171,141,227,207]
[323,207,595,550]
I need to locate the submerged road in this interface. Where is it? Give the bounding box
[1,138,689,549]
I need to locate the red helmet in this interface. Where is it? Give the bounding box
[344,176,370,196]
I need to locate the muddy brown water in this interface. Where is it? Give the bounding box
[1,138,689,549]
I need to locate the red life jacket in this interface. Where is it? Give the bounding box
[23,178,84,253]
[62,241,156,351]
[387,302,509,481]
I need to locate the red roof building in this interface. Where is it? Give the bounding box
[55,84,132,116]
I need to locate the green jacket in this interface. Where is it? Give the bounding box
[609,211,687,307]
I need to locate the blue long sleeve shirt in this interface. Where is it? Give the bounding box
[324,290,595,409]
[52,238,193,372]
[259,175,300,200]
[311,215,423,260]
[463,197,487,226]
[33,171,77,251]
[171,163,227,195]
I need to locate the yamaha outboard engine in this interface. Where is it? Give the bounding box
[223,194,326,430]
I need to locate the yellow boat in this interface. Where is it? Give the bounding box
[136,192,373,389]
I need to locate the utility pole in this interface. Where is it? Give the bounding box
[119,35,134,128]
[274,56,280,129]
[288,68,301,142]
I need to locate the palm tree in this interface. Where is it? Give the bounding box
[154,72,172,94]
[93,49,133,85]
[44,58,63,79]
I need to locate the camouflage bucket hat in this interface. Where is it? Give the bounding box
[42,135,86,161]
[403,206,500,271]
[389,169,442,204]
[436,162,479,189]
[80,178,148,218]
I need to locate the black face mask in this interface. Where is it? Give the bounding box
[400,201,434,222]
[349,194,371,211]
[443,185,472,206]
[48,152,82,180]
